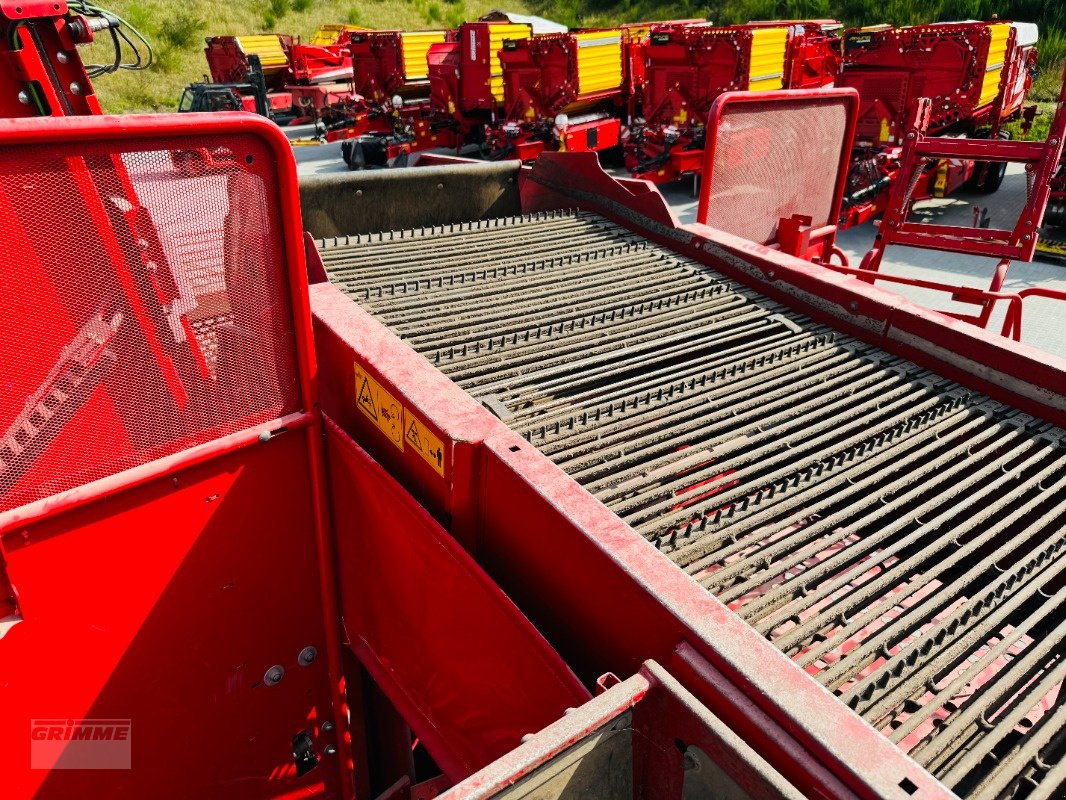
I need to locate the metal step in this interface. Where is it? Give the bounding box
[319,210,1066,800]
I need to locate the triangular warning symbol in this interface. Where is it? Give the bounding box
[406,419,422,450]
[357,377,378,420]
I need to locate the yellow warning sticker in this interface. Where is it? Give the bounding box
[354,364,404,451]
[404,409,446,477]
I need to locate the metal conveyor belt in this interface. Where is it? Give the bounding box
[319,210,1066,800]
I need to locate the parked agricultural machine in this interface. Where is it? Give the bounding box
[337,28,454,166]
[5,2,1066,800]
[487,28,625,160]
[185,27,367,126]
[838,20,1039,228]
[425,19,536,152]
[624,21,842,182]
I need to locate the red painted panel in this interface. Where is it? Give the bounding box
[324,418,589,782]
[0,431,342,799]
[0,113,352,800]
[310,281,501,549]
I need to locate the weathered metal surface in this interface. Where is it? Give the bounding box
[299,162,522,239]
[318,210,1066,799]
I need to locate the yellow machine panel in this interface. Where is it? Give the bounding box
[234,34,290,74]
[575,30,623,95]
[309,24,365,46]
[623,25,653,42]
[747,26,788,92]
[979,22,1011,108]
[489,23,533,101]
[401,30,448,81]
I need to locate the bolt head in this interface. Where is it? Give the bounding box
[17,90,30,105]
[324,744,337,756]
[298,645,318,666]
[263,665,284,686]
[69,82,81,96]
[321,721,334,733]
[56,51,69,64]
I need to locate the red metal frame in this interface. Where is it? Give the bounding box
[442,659,810,798]
[0,2,102,117]
[310,276,956,799]
[307,151,1066,795]
[857,68,1066,330]
[0,113,354,799]
[324,417,590,781]
[696,87,859,262]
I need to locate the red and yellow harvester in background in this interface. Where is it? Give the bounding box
[426,19,535,151]
[838,20,1039,227]
[624,21,842,183]
[336,28,452,158]
[341,19,541,166]
[198,33,299,120]
[191,26,368,126]
[488,28,626,160]
[348,28,449,105]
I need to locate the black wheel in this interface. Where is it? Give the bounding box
[964,129,1010,194]
[340,139,359,170]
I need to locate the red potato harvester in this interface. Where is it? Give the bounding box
[337,28,454,162]
[487,28,627,160]
[836,20,1039,228]
[625,20,841,183]
[193,29,367,127]
[339,20,537,168]
[426,19,535,152]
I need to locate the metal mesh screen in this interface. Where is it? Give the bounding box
[701,97,849,245]
[0,134,301,514]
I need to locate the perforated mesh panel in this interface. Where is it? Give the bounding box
[0,134,301,514]
[701,97,849,245]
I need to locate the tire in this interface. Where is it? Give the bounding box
[964,129,1010,194]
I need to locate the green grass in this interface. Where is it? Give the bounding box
[89,0,1063,114]
[90,0,529,112]
[1004,64,1064,142]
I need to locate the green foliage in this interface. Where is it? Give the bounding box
[1038,26,1066,75]
[292,0,313,11]
[346,6,364,25]
[425,1,443,22]
[158,12,205,49]
[264,0,289,28]
[445,2,468,27]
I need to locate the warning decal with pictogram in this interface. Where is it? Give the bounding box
[353,363,404,451]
